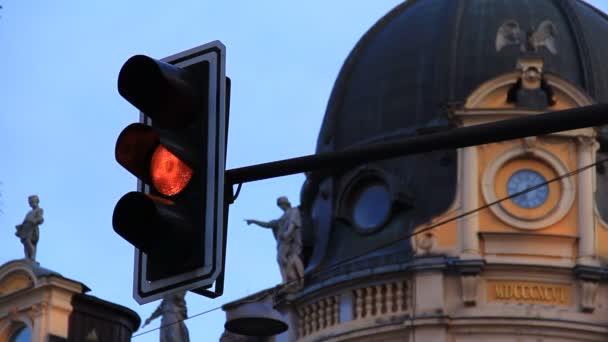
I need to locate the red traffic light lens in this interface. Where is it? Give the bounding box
[150,145,193,196]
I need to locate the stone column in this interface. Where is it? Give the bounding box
[576,136,599,266]
[459,147,480,257]
[30,302,48,342]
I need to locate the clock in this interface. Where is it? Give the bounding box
[507,169,549,209]
[481,147,574,230]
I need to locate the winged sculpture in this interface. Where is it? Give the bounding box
[496,20,558,54]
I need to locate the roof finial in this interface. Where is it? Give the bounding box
[496,20,558,55]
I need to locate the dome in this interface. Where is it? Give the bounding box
[318,0,608,152]
[302,0,608,282]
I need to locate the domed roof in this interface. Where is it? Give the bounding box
[318,0,608,153]
[302,0,608,283]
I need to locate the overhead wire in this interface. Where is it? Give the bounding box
[132,155,608,338]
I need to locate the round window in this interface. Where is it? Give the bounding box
[351,182,391,230]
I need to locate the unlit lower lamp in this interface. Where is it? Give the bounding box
[224,302,288,336]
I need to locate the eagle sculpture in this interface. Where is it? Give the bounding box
[496,20,558,54]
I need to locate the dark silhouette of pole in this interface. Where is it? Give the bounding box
[226,104,608,185]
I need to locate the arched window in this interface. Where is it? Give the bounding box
[9,324,32,342]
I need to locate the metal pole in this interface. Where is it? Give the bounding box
[225,104,608,185]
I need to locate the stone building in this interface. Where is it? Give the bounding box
[223,0,608,341]
[0,259,140,341]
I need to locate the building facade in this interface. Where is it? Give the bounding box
[0,259,140,342]
[223,0,608,341]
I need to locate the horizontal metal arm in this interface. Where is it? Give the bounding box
[225,104,608,185]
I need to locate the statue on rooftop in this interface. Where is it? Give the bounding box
[143,291,190,342]
[15,195,44,262]
[245,196,304,290]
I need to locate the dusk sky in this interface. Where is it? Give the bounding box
[1,1,608,341]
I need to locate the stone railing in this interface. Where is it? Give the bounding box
[353,280,408,319]
[296,279,410,339]
[297,295,340,338]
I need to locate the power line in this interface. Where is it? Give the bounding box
[133,307,222,338]
[132,156,608,338]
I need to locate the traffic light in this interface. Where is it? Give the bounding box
[113,41,229,303]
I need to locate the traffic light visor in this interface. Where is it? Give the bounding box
[115,123,159,183]
[118,55,198,128]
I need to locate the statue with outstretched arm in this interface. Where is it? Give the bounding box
[245,196,304,289]
[142,291,189,342]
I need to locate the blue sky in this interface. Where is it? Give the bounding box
[0,1,403,340]
[1,1,607,341]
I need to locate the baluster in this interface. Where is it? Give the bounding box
[297,307,305,338]
[375,285,383,315]
[324,297,333,327]
[333,295,340,325]
[385,282,395,313]
[396,281,404,312]
[404,280,409,312]
[354,289,364,319]
[311,302,319,332]
[304,305,312,336]
[319,299,326,329]
[364,287,373,318]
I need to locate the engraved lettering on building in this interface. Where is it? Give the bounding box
[488,281,570,305]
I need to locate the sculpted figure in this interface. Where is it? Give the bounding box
[245,196,304,289]
[143,291,189,342]
[15,195,44,262]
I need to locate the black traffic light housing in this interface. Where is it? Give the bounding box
[113,41,229,303]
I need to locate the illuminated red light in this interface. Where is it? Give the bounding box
[150,145,193,196]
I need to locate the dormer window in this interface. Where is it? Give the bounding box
[351,181,392,231]
[336,167,413,235]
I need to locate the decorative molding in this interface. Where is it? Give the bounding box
[0,262,39,289]
[517,58,545,89]
[451,258,485,275]
[414,232,438,256]
[8,306,20,322]
[576,134,600,265]
[573,264,604,282]
[30,302,48,319]
[579,280,598,313]
[461,275,480,306]
[464,71,594,110]
[0,272,34,297]
[452,258,484,307]
[577,135,597,148]
[464,72,520,109]
[480,231,576,260]
[523,136,537,152]
[543,74,595,107]
[460,146,480,256]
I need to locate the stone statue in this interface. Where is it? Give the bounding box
[496,19,558,54]
[142,291,189,342]
[245,196,304,289]
[15,195,44,262]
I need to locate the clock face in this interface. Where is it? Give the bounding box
[507,169,549,209]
